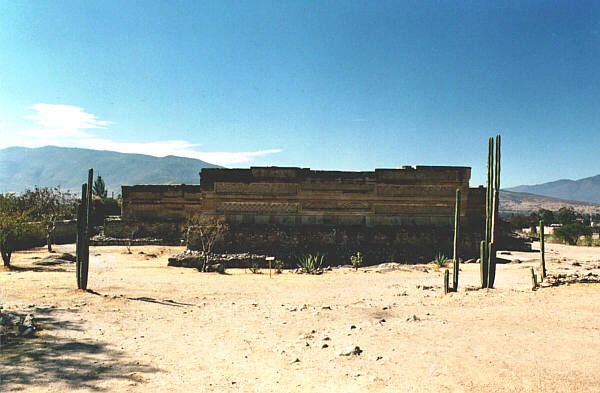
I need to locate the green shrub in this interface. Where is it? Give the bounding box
[578,234,600,247]
[554,223,593,245]
[216,263,225,274]
[274,259,284,274]
[433,252,447,268]
[350,251,363,270]
[297,254,324,274]
[250,262,260,274]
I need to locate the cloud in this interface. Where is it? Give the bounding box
[25,103,111,131]
[2,104,281,166]
[77,138,282,166]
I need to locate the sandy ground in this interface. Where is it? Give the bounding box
[1,242,600,393]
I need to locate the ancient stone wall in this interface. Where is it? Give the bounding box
[123,166,483,228]
[121,185,202,221]
[117,166,486,260]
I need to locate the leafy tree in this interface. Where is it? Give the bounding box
[18,187,76,252]
[534,209,555,225]
[0,194,34,267]
[504,214,538,232]
[92,175,108,198]
[553,222,592,245]
[557,207,577,225]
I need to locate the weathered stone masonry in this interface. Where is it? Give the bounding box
[112,166,485,263]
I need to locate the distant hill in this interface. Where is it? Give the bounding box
[500,190,600,216]
[0,146,221,195]
[506,174,600,204]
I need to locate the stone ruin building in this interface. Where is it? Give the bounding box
[106,166,485,264]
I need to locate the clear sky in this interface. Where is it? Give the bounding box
[0,1,598,187]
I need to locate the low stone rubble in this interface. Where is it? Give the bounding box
[0,307,38,347]
[540,272,600,287]
[167,250,272,269]
[90,234,166,246]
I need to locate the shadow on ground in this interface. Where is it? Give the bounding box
[3,265,71,273]
[0,307,159,391]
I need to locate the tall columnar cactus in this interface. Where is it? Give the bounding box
[76,168,93,290]
[443,269,450,295]
[452,189,461,292]
[539,219,546,281]
[530,267,538,291]
[76,183,87,289]
[481,135,501,288]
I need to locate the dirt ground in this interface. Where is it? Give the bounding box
[1,242,599,393]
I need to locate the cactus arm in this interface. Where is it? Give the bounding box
[443,269,450,295]
[76,183,87,289]
[540,220,546,280]
[80,168,93,290]
[452,189,461,291]
[480,240,487,288]
[530,267,538,290]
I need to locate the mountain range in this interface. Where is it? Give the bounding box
[1,145,599,215]
[499,190,600,215]
[506,175,600,205]
[0,146,220,196]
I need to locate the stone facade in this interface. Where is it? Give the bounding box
[123,166,483,226]
[117,166,486,262]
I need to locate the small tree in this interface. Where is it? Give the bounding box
[535,208,555,225]
[18,187,76,252]
[0,194,33,267]
[186,215,229,272]
[92,175,108,198]
[557,207,577,225]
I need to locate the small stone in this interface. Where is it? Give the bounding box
[375,355,383,361]
[291,358,301,363]
[339,346,362,356]
[323,336,331,341]
[23,314,34,328]
[27,304,35,308]
[406,314,420,322]
[350,325,356,330]
[21,327,34,337]
[322,343,329,349]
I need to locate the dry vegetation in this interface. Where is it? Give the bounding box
[1,243,599,392]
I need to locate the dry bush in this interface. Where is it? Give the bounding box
[185,215,229,272]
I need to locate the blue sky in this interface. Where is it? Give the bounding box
[0,1,598,187]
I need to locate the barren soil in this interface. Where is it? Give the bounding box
[1,243,599,392]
